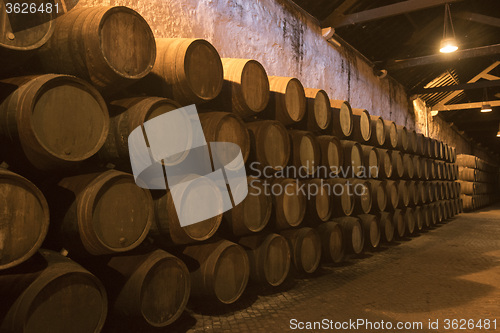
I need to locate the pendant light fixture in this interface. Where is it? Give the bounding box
[481,88,492,113]
[440,3,458,53]
[496,124,500,137]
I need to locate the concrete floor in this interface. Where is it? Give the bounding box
[108,204,500,333]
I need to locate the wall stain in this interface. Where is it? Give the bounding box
[282,17,304,74]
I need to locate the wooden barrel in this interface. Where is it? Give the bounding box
[317,222,345,263]
[431,181,439,202]
[360,145,380,178]
[269,178,306,229]
[330,100,353,138]
[246,120,290,172]
[280,228,321,274]
[351,179,372,214]
[0,250,107,333]
[368,115,386,147]
[392,209,405,238]
[340,140,363,177]
[350,108,372,143]
[99,97,183,163]
[429,159,436,180]
[0,169,49,270]
[376,148,393,179]
[266,76,306,125]
[441,201,449,220]
[377,212,394,243]
[458,181,476,195]
[430,139,439,159]
[304,179,333,223]
[458,167,477,182]
[209,58,270,118]
[413,155,422,179]
[91,250,189,327]
[303,88,331,132]
[435,202,444,222]
[385,180,399,210]
[408,181,419,206]
[403,207,415,236]
[422,158,430,180]
[402,154,414,179]
[358,214,380,249]
[316,135,343,177]
[456,154,477,169]
[0,0,55,70]
[199,112,251,162]
[447,200,455,218]
[417,181,427,204]
[153,175,222,245]
[333,217,364,254]
[397,180,410,208]
[143,38,222,104]
[427,204,437,226]
[182,239,249,304]
[456,198,463,214]
[37,6,156,93]
[289,130,320,176]
[396,125,409,152]
[238,233,290,287]
[390,150,404,179]
[383,120,398,149]
[407,130,418,154]
[436,162,445,181]
[224,177,272,236]
[368,179,387,212]
[416,133,425,156]
[0,75,109,170]
[462,195,473,211]
[414,206,423,231]
[53,170,152,256]
[328,178,355,216]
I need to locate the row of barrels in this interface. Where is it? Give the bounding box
[0,164,462,272]
[461,194,497,212]
[0,194,462,332]
[456,154,499,211]
[458,168,497,183]
[456,154,498,173]
[246,120,458,180]
[457,181,496,195]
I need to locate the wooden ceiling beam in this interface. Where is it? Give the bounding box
[431,100,500,112]
[321,0,464,28]
[455,11,500,28]
[412,79,500,94]
[387,44,500,71]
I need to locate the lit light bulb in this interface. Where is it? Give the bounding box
[481,104,492,113]
[440,38,458,53]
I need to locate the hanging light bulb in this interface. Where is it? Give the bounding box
[440,37,458,53]
[481,103,492,113]
[496,123,500,137]
[481,88,492,112]
[440,4,458,53]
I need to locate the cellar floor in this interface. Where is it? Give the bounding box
[108,204,500,333]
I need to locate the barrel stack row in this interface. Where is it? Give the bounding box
[0,4,463,332]
[457,154,500,211]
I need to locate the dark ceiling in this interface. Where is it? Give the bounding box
[292,0,500,152]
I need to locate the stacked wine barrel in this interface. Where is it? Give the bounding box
[0,4,466,332]
[457,154,499,211]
